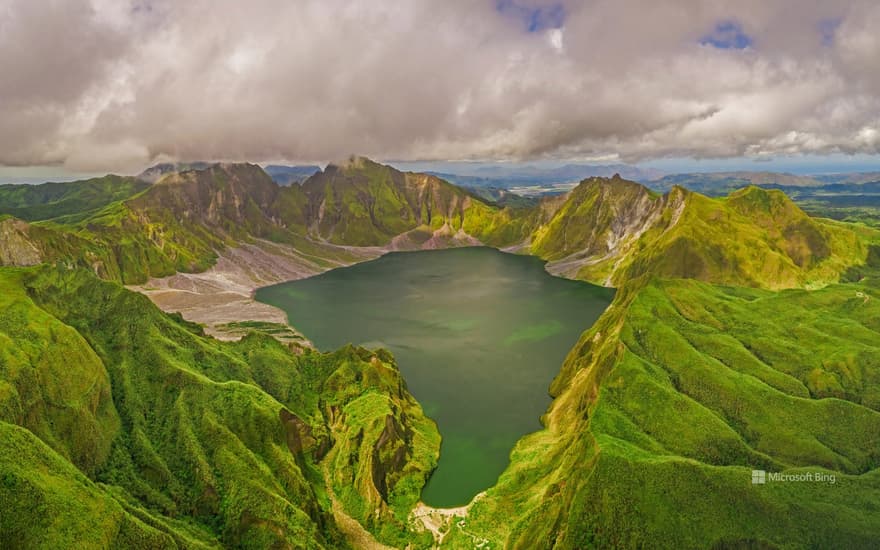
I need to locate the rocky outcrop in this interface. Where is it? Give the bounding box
[534,176,671,282]
[319,346,439,547]
[0,218,42,266]
[281,408,328,457]
[370,413,412,502]
[130,162,281,237]
[299,156,513,247]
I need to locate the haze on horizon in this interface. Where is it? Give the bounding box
[3,0,880,177]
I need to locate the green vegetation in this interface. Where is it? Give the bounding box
[531,179,876,290]
[0,164,366,283]
[2,162,874,292]
[530,174,658,265]
[775,187,880,229]
[0,160,531,283]
[648,171,823,196]
[648,174,880,229]
[0,266,439,548]
[213,320,306,343]
[321,356,439,548]
[0,175,150,223]
[452,277,880,548]
[300,156,532,247]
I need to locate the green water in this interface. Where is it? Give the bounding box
[256,247,614,507]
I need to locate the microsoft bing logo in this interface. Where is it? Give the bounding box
[751,470,766,484]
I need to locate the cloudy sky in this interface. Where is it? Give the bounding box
[2,0,880,175]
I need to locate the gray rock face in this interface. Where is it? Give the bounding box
[0,218,42,266]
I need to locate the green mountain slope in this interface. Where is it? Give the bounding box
[648,171,823,196]
[2,164,871,292]
[0,176,150,223]
[0,266,438,548]
[454,277,880,548]
[0,421,189,549]
[299,156,532,247]
[0,160,535,284]
[530,176,874,290]
[0,164,360,283]
[72,163,287,282]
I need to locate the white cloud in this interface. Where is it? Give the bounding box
[547,29,564,53]
[1,0,880,171]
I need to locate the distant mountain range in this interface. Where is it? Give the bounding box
[648,170,878,194]
[647,171,825,195]
[412,166,880,197]
[139,162,321,186]
[815,171,880,185]
[263,164,321,185]
[423,163,664,188]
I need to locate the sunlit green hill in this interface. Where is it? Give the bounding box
[0,175,150,223]
[0,266,438,548]
[531,176,874,289]
[455,277,880,548]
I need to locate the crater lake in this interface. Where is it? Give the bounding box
[256,247,614,507]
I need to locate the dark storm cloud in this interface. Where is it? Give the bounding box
[1,0,879,170]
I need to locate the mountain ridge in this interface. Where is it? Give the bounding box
[4,159,873,290]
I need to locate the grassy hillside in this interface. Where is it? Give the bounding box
[0,266,439,548]
[300,156,532,247]
[0,166,273,282]
[71,163,287,282]
[530,177,876,290]
[0,176,150,223]
[0,164,360,283]
[648,171,823,196]
[0,160,535,284]
[530,175,660,265]
[452,277,880,548]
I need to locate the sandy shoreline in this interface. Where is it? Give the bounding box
[129,225,483,341]
[411,492,488,546]
[129,238,384,340]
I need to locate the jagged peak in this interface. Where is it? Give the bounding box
[325,155,384,173]
[152,162,269,186]
[666,184,691,200]
[573,174,652,197]
[137,161,213,183]
[727,184,786,200]
[726,184,801,215]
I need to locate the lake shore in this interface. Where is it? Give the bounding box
[129,224,485,340]
[129,238,383,340]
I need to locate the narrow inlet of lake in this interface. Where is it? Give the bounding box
[256,247,614,507]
